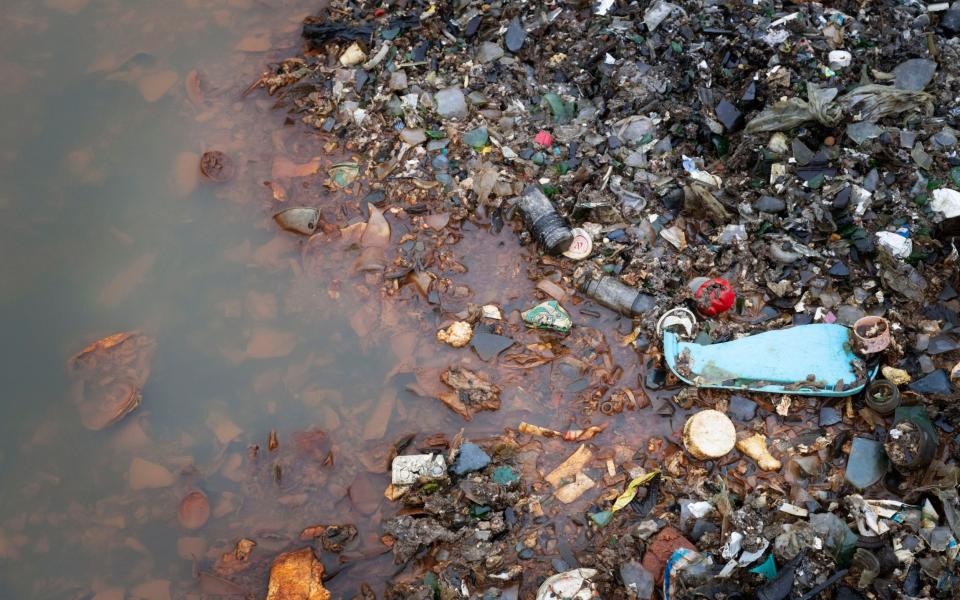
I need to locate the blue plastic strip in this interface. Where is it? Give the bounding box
[663,323,877,397]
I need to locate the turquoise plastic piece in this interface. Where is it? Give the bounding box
[663,323,875,397]
[589,510,613,527]
[749,553,777,580]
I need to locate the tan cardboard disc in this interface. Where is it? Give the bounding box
[683,409,736,459]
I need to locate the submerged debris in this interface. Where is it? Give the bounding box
[438,366,501,420]
[69,331,156,430]
[177,490,210,530]
[265,548,330,600]
[199,150,236,182]
[274,207,320,236]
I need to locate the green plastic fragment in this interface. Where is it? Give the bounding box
[542,93,574,123]
[711,135,729,157]
[950,167,960,187]
[521,300,572,333]
[589,510,613,527]
[531,151,546,165]
[837,224,859,239]
[426,130,447,139]
[463,127,489,149]
[328,162,360,188]
[806,173,825,189]
[423,572,438,592]
[492,466,518,485]
[381,27,401,40]
[750,554,777,580]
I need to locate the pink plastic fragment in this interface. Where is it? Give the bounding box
[534,130,554,147]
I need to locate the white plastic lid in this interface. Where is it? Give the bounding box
[562,228,593,260]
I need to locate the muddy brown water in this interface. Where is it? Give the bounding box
[0,1,670,597]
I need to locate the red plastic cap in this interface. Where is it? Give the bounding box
[693,277,735,317]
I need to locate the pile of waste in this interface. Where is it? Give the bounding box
[230,0,960,597]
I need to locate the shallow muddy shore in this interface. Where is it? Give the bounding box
[2,0,960,599]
